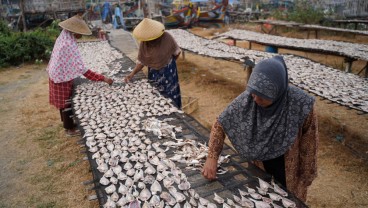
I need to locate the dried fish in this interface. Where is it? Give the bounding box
[139,188,152,201]
[250,198,271,208]
[272,182,288,197]
[105,184,116,194]
[214,193,225,204]
[103,196,116,208]
[282,197,297,208]
[150,180,162,195]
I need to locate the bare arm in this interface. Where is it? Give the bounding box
[124,62,144,83]
[173,48,181,60]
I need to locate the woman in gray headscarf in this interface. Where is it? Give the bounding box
[202,56,318,201]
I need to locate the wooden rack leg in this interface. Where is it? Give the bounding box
[344,57,354,73]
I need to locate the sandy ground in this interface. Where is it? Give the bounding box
[0,24,367,208]
[0,65,98,207]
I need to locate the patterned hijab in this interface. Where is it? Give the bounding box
[47,29,88,83]
[138,32,180,69]
[218,56,315,161]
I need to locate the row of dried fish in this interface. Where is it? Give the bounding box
[215,29,368,62]
[161,137,230,174]
[301,24,368,36]
[209,177,297,208]
[78,41,130,76]
[74,39,298,207]
[167,29,273,63]
[75,81,297,207]
[285,56,368,112]
[167,29,368,113]
[72,80,233,208]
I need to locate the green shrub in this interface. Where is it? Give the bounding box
[0,29,54,67]
[0,35,18,67]
[286,0,324,24]
[269,0,324,24]
[0,20,11,36]
[45,20,62,39]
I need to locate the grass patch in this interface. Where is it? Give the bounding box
[27,196,58,208]
[36,202,57,208]
[15,159,30,173]
[19,74,32,79]
[67,159,82,168]
[0,106,9,113]
[36,127,62,149]
[0,202,8,208]
[29,173,53,185]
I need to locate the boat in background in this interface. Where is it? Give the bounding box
[198,0,228,22]
[162,2,200,28]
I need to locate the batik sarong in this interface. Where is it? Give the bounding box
[148,58,182,109]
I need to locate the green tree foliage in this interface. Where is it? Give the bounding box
[286,0,324,24]
[270,0,324,24]
[0,21,12,36]
[0,21,60,67]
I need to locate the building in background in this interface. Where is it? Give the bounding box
[237,0,367,19]
[314,0,368,18]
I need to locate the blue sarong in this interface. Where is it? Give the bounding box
[148,58,182,109]
[113,6,126,30]
[101,2,111,22]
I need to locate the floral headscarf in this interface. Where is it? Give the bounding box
[218,56,315,161]
[47,29,88,83]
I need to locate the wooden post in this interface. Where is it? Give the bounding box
[357,62,368,78]
[146,0,152,18]
[20,0,27,32]
[344,57,354,73]
[244,67,252,85]
[315,29,318,39]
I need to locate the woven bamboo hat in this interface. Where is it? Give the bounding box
[59,15,92,35]
[133,18,165,41]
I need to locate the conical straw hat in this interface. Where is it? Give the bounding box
[59,15,92,35]
[133,18,165,41]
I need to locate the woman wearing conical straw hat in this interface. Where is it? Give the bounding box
[47,15,113,136]
[124,18,182,109]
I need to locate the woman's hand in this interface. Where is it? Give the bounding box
[104,77,113,85]
[202,157,218,180]
[124,73,134,83]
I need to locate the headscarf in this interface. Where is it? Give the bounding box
[218,56,315,161]
[138,32,180,69]
[47,29,88,83]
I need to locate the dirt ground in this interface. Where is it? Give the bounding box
[0,24,367,208]
[0,65,99,207]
